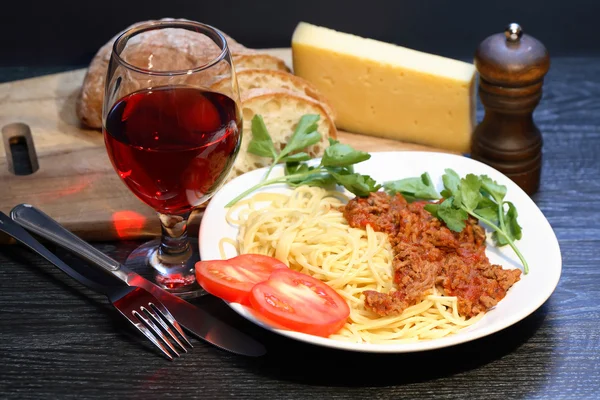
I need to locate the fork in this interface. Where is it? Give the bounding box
[0,212,192,360]
[106,284,193,360]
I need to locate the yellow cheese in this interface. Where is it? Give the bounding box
[291,22,476,153]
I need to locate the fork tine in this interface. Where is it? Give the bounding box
[150,302,193,348]
[134,309,180,358]
[144,304,188,353]
[125,311,174,360]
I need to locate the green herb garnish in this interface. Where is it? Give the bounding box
[225,116,379,207]
[384,172,440,202]
[421,169,528,274]
[247,114,321,181]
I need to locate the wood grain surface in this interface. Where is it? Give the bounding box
[0,48,450,242]
[1,58,599,400]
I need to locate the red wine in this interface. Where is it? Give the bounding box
[104,86,241,215]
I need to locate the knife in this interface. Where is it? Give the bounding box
[0,211,115,294]
[0,211,194,359]
[10,204,266,357]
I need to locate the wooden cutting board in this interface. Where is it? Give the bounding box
[0,48,451,242]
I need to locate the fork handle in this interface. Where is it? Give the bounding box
[11,204,123,276]
[0,212,110,295]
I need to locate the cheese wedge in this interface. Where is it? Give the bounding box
[291,22,476,153]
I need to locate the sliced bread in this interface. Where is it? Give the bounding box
[232,53,290,72]
[228,88,337,181]
[211,68,336,122]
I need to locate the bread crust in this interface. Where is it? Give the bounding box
[241,88,337,139]
[210,68,336,122]
[232,53,291,73]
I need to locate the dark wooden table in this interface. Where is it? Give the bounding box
[1,58,599,399]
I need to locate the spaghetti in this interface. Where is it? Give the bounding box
[221,186,483,344]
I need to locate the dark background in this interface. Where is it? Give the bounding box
[1,0,599,67]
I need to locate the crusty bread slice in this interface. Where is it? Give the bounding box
[232,53,290,72]
[228,88,337,181]
[211,68,336,122]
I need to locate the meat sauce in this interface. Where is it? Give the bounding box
[343,192,521,318]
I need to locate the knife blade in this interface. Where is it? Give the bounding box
[10,204,266,357]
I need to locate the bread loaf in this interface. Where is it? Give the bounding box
[76,18,248,129]
[228,88,337,181]
[211,68,336,121]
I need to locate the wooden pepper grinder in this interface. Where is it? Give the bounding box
[471,23,550,195]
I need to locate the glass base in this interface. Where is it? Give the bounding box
[124,237,206,300]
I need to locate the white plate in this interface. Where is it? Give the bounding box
[199,151,562,353]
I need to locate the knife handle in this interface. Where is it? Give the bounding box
[10,204,127,283]
[0,212,111,295]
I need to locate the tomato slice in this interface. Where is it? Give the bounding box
[249,269,350,337]
[195,254,288,305]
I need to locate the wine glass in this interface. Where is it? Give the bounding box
[102,20,242,298]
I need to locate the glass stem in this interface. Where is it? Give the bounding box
[157,212,192,264]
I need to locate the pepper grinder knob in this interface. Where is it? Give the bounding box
[471,23,550,195]
[505,23,523,41]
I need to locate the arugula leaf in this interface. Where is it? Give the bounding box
[285,162,335,187]
[281,152,311,163]
[415,170,528,273]
[505,202,523,240]
[384,172,440,201]
[477,196,498,209]
[248,114,324,181]
[384,177,419,195]
[492,232,506,246]
[441,168,461,198]
[279,115,322,159]
[474,206,499,225]
[479,175,513,245]
[290,172,336,187]
[227,116,379,209]
[493,201,522,246]
[247,115,277,159]
[505,202,523,247]
[328,169,380,196]
[437,198,468,232]
[473,196,499,225]
[284,162,309,177]
[424,203,440,218]
[421,172,436,192]
[452,191,463,208]
[459,174,483,211]
[321,142,371,167]
[480,175,512,245]
[480,175,507,203]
